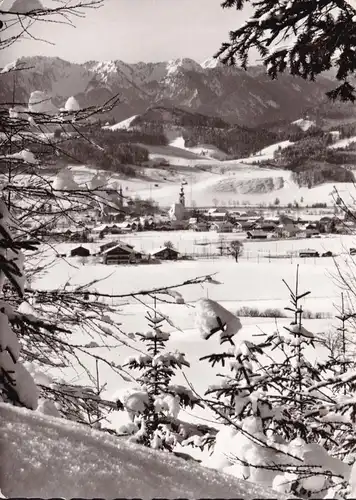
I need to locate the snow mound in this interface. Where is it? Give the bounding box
[28,91,58,114]
[52,168,79,191]
[64,96,80,112]
[104,115,138,131]
[0,403,286,499]
[195,298,242,342]
[292,118,316,131]
[8,0,43,12]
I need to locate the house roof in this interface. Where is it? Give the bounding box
[150,246,179,255]
[100,240,134,250]
[101,243,139,255]
[211,221,234,227]
[299,248,319,253]
[247,230,269,237]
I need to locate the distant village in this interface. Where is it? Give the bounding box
[26,167,356,265]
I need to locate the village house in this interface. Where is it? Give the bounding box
[274,223,301,238]
[328,130,341,143]
[117,221,138,232]
[232,222,243,232]
[239,220,257,231]
[191,221,210,232]
[205,208,229,222]
[101,243,143,265]
[150,246,180,261]
[254,221,278,232]
[70,245,90,257]
[246,230,270,240]
[305,224,320,238]
[99,240,134,254]
[210,221,234,233]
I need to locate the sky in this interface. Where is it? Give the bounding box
[1,0,254,66]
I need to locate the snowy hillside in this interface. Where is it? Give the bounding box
[292,118,316,131]
[0,403,287,499]
[256,140,294,157]
[169,136,228,160]
[103,115,138,131]
[328,135,356,149]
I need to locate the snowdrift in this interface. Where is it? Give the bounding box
[0,403,287,499]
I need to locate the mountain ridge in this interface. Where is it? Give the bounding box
[0,55,353,126]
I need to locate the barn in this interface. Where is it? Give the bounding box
[246,230,269,240]
[151,246,180,261]
[70,246,90,257]
[102,243,142,264]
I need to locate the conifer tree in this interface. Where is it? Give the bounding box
[115,300,203,451]
[197,268,351,497]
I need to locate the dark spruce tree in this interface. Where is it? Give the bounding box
[216,0,356,102]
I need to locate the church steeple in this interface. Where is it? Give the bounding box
[179,184,185,207]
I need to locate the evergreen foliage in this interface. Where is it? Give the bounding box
[116,303,203,451]
[216,0,356,102]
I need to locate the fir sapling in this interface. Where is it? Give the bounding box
[197,268,352,497]
[116,301,203,451]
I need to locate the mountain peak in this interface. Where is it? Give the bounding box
[200,57,224,69]
[166,58,203,75]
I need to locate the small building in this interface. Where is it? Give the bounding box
[328,130,341,143]
[209,211,229,222]
[70,246,90,257]
[191,222,209,232]
[247,230,269,240]
[254,222,277,232]
[150,246,180,261]
[210,221,234,233]
[299,249,320,258]
[239,220,257,231]
[102,243,142,265]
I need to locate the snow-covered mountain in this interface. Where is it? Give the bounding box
[0,55,340,126]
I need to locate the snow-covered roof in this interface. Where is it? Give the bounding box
[150,246,179,255]
[101,243,140,255]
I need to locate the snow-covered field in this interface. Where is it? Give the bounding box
[68,164,355,209]
[53,230,356,259]
[31,233,356,431]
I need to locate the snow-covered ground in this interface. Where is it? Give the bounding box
[252,140,294,160]
[0,403,287,499]
[292,118,316,131]
[30,238,354,426]
[8,229,355,497]
[103,115,138,131]
[169,136,228,160]
[328,135,356,150]
[66,162,356,209]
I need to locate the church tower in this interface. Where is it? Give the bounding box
[179,184,185,207]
